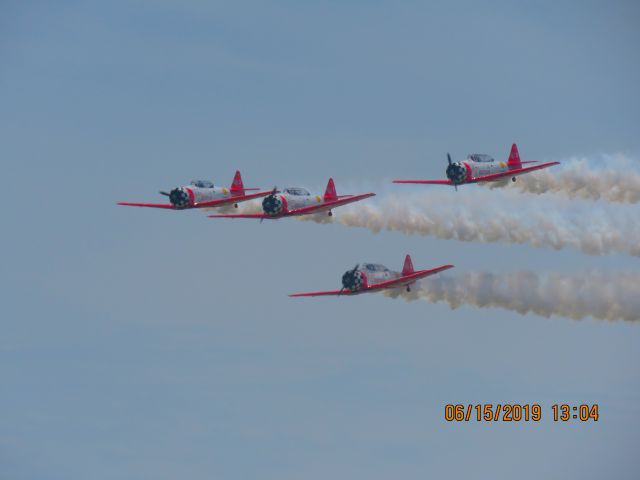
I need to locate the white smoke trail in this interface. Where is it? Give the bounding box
[302,190,640,257]
[384,271,640,322]
[485,154,640,203]
[231,184,640,257]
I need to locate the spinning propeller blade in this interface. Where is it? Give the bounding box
[447,153,459,191]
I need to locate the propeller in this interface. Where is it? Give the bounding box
[445,152,462,191]
[447,153,457,190]
[159,191,170,197]
[340,264,360,294]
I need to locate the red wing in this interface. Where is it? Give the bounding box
[366,265,454,291]
[470,161,559,183]
[286,192,375,216]
[208,213,270,219]
[289,289,357,297]
[117,202,176,209]
[392,179,453,185]
[194,190,273,208]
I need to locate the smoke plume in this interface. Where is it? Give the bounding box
[384,270,640,322]
[306,191,640,257]
[486,154,640,203]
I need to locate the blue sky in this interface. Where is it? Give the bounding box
[1,1,639,478]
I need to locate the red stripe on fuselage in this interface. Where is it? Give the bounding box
[359,271,369,290]
[186,188,195,207]
[463,162,473,182]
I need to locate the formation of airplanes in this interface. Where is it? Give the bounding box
[118,143,558,300]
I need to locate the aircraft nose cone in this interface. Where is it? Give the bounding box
[169,188,189,208]
[446,162,466,184]
[342,270,364,292]
[262,194,283,216]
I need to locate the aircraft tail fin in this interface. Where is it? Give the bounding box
[230,170,260,195]
[507,143,522,168]
[323,177,338,201]
[230,170,245,194]
[401,254,415,276]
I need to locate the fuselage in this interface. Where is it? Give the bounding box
[341,263,400,293]
[447,154,513,185]
[261,187,327,216]
[169,180,239,208]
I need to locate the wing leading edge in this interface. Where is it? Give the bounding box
[392,179,453,185]
[286,192,375,216]
[118,189,273,210]
[117,202,176,209]
[289,264,454,297]
[467,161,559,183]
[365,264,454,292]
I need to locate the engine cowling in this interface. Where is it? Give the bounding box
[262,194,288,216]
[446,162,467,184]
[342,269,368,292]
[169,187,193,208]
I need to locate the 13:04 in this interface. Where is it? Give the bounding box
[552,404,599,421]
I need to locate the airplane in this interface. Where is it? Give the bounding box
[117,171,273,210]
[392,143,559,190]
[289,254,453,297]
[208,178,375,220]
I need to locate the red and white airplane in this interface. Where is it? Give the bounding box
[289,254,453,297]
[208,178,375,220]
[393,144,559,190]
[118,171,273,210]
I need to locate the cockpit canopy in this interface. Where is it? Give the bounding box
[468,154,494,163]
[283,187,310,196]
[190,180,215,188]
[362,263,390,272]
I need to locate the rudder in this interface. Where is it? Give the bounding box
[323,178,337,201]
[230,170,245,194]
[507,144,521,168]
[402,254,414,276]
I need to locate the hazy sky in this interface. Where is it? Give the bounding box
[2,1,639,478]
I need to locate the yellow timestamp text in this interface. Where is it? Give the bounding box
[444,404,599,422]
